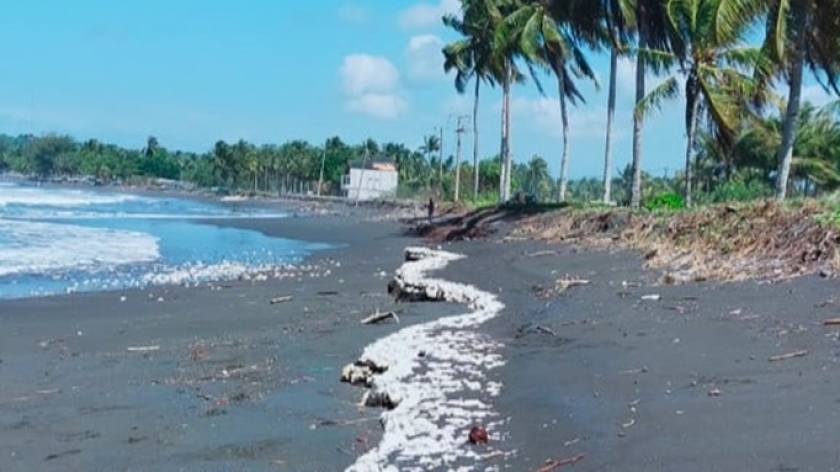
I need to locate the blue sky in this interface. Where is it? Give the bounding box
[0,0,835,179]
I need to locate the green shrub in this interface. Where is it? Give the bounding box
[644,192,685,211]
[705,180,772,203]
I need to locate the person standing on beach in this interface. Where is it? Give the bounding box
[428,197,435,223]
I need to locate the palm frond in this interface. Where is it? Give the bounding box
[636,76,681,119]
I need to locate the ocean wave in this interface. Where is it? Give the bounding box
[0,219,161,277]
[0,186,142,208]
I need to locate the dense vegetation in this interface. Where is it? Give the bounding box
[442,0,840,207]
[2,0,840,209]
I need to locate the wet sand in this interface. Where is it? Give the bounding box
[440,238,840,472]
[3,208,840,471]
[0,214,458,472]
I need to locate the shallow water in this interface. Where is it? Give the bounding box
[0,182,330,299]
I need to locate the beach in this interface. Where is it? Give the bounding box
[1,204,840,471]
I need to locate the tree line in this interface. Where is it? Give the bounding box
[442,0,840,207]
[0,132,559,200]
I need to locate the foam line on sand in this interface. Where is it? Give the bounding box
[346,246,508,472]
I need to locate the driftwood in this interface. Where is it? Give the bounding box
[361,310,399,325]
[311,417,380,429]
[768,350,808,362]
[127,345,160,352]
[526,250,557,257]
[270,295,293,304]
[535,454,585,472]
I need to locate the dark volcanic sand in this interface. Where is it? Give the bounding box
[438,238,840,472]
[4,209,840,472]
[0,215,460,472]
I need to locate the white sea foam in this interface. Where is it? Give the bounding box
[0,219,160,277]
[0,186,141,208]
[346,247,508,472]
[3,209,288,220]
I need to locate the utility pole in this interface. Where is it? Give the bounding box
[354,147,369,206]
[317,139,327,197]
[453,115,468,202]
[438,125,444,186]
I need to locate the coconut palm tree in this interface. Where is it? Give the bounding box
[605,0,674,208]
[636,0,767,206]
[503,0,599,202]
[443,5,499,202]
[761,0,840,200]
[445,0,527,204]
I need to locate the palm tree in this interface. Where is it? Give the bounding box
[504,0,599,202]
[558,0,633,204]
[761,0,840,200]
[444,0,524,204]
[524,154,553,198]
[443,4,501,202]
[609,0,673,208]
[637,0,766,206]
[144,136,159,158]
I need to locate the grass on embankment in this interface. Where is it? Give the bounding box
[414,196,840,284]
[514,197,840,283]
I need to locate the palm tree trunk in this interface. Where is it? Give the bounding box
[630,6,646,209]
[472,79,481,201]
[499,60,511,203]
[454,118,463,202]
[684,88,700,207]
[504,70,513,202]
[775,5,808,201]
[557,63,570,202]
[602,47,618,204]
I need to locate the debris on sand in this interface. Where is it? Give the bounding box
[361,309,399,325]
[512,200,840,284]
[468,425,488,445]
[535,454,585,471]
[126,345,160,353]
[340,360,388,387]
[768,349,808,362]
[362,391,398,410]
[535,276,590,298]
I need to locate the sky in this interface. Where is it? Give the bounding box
[0,0,836,180]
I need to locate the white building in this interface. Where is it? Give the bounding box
[341,161,398,201]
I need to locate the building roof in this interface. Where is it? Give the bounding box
[347,156,397,171]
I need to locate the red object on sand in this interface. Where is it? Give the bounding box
[468,425,488,445]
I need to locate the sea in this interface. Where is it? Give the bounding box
[0,180,331,300]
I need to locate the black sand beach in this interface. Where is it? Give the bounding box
[0,213,456,472]
[2,205,840,471]
[440,238,840,472]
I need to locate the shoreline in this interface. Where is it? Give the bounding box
[345,246,508,471]
[0,215,437,472]
[2,205,839,471]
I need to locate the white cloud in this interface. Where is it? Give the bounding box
[347,94,409,119]
[340,54,399,96]
[406,34,445,81]
[801,84,836,107]
[509,96,621,140]
[337,3,369,23]
[339,54,408,119]
[615,57,666,96]
[441,93,472,115]
[397,0,460,29]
